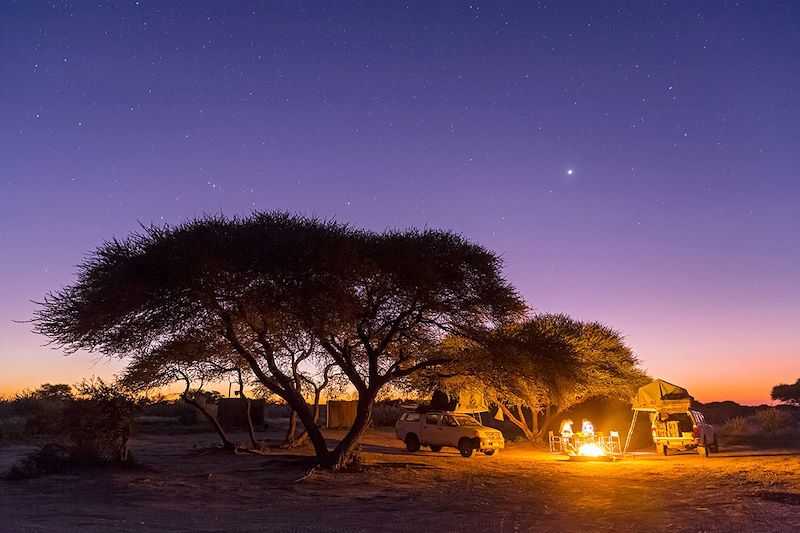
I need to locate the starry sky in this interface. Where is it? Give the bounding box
[1,1,798,404]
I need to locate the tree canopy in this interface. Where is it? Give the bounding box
[772,378,800,406]
[34,212,525,467]
[433,314,648,442]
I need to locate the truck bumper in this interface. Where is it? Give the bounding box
[478,438,505,451]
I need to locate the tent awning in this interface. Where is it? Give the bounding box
[455,389,489,413]
[632,379,693,414]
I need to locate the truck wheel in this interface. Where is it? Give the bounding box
[429,445,442,452]
[405,434,420,453]
[484,450,496,456]
[458,438,474,458]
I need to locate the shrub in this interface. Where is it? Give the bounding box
[6,379,143,469]
[5,444,80,480]
[0,416,25,440]
[717,408,800,446]
[13,384,74,437]
[370,402,405,427]
[64,378,143,463]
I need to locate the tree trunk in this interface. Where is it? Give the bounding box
[288,393,323,447]
[535,407,559,441]
[324,391,376,470]
[500,403,537,443]
[283,390,329,460]
[243,395,260,449]
[283,410,299,446]
[283,386,325,448]
[185,397,236,451]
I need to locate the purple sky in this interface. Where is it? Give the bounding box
[1,1,798,404]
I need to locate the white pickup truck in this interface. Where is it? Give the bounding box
[395,411,504,457]
[651,409,717,456]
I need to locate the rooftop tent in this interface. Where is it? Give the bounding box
[623,378,694,452]
[455,388,489,414]
[430,388,489,413]
[632,379,693,414]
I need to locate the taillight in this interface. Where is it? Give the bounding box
[692,426,699,437]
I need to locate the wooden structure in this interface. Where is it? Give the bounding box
[217,398,265,430]
[326,400,358,428]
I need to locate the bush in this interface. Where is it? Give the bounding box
[5,442,138,481]
[5,444,81,480]
[0,416,25,440]
[7,379,143,466]
[370,402,405,427]
[13,384,73,437]
[717,408,800,446]
[64,378,143,463]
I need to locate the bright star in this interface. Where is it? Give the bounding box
[567,169,574,175]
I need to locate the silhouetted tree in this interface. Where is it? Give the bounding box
[772,378,800,406]
[34,212,524,468]
[23,383,74,401]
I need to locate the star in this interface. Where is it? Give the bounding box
[567,169,574,175]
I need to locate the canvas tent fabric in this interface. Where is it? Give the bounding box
[455,389,489,413]
[430,388,489,413]
[632,379,693,414]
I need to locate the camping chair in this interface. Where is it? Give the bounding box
[548,431,563,452]
[604,430,621,454]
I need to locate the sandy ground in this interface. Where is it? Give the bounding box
[1,428,800,532]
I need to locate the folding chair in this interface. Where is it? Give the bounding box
[548,430,563,452]
[607,430,621,454]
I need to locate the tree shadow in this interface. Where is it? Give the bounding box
[371,461,440,470]
[758,491,800,505]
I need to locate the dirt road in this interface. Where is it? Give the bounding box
[2,428,799,532]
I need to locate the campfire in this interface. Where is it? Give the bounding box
[550,418,621,461]
[576,442,605,458]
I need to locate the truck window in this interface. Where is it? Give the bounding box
[425,414,441,425]
[405,412,421,422]
[453,414,480,426]
[441,415,458,426]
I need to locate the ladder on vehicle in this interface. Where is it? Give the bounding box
[623,410,639,453]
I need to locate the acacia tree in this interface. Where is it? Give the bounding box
[772,379,800,406]
[438,314,648,443]
[34,212,524,468]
